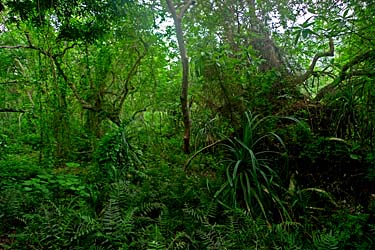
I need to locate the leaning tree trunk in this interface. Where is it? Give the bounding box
[165,0,194,154]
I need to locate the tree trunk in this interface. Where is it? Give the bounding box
[165,0,194,154]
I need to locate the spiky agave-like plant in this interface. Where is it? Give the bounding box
[215,111,295,223]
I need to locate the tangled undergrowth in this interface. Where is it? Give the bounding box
[1,116,374,250]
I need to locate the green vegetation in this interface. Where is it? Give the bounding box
[1,0,374,249]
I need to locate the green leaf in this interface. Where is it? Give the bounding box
[294,31,301,45]
[66,162,80,168]
[226,165,233,187]
[307,8,316,14]
[302,29,311,39]
[232,160,241,180]
[350,154,359,160]
[301,21,315,28]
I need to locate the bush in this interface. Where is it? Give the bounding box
[94,124,142,182]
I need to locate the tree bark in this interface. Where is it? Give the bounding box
[165,0,194,154]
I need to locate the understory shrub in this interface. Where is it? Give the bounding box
[94,124,143,182]
[215,111,294,223]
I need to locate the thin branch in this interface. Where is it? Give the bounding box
[312,70,335,79]
[1,34,76,61]
[25,33,50,57]
[0,80,30,85]
[166,0,178,20]
[0,44,46,56]
[183,139,224,170]
[0,45,29,49]
[178,0,195,19]
[52,57,93,109]
[117,44,147,109]
[348,70,375,78]
[55,43,77,57]
[0,108,26,113]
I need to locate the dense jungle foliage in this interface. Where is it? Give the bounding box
[1,0,375,249]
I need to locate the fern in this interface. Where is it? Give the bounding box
[157,212,169,238]
[110,180,131,207]
[102,199,122,235]
[222,209,275,248]
[101,198,124,249]
[147,240,166,250]
[226,215,237,236]
[196,229,218,249]
[197,227,233,250]
[20,199,99,248]
[313,230,340,250]
[70,214,99,242]
[0,189,24,230]
[206,201,218,219]
[274,221,302,232]
[183,203,207,223]
[272,221,303,249]
[167,232,193,250]
[182,201,217,224]
[140,202,166,217]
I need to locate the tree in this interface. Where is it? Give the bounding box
[0,0,154,162]
[165,0,195,154]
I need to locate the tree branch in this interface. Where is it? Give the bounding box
[296,38,334,84]
[166,0,178,20]
[178,0,195,19]
[315,49,375,100]
[52,57,93,109]
[55,43,77,57]
[336,49,375,83]
[0,80,30,85]
[0,33,45,55]
[131,107,148,120]
[0,45,27,49]
[0,108,26,113]
[117,47,147,109]
[183,139,224,170]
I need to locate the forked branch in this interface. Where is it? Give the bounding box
[166,0,194,153]
[296,38,334,84]
[178,0,195,19]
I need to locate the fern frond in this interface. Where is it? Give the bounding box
[157,212,170,238]
[71,214,99,242]
[147,240,166,250]
[313,230,340,250]
[301,188,338,207]
[197,229,217,248]
[183,203,207,223]
[206,201,218,219]
[140,202,166,218]
[167,232,193,250]
[102,199,122,235]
